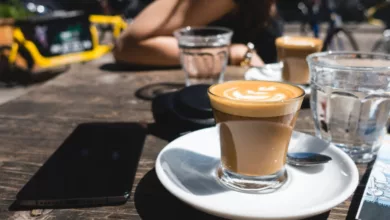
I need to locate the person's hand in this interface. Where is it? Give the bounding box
[229,44,264,67]
[249,51,265,67]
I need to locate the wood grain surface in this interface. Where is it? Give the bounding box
[0,57,372,219]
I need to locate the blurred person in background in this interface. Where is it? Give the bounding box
[50,0,152,17]
[100,0,153,18]
[113,0,283,67]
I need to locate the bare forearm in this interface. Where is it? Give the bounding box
[113,36,180,66]
[113,35,264,67]
[112,0,238,66]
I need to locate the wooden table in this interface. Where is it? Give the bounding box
[0,58,372,219]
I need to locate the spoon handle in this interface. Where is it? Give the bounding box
[287,152,332,167]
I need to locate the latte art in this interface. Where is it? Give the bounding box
[208,80,305,117]
[223,86,287,101]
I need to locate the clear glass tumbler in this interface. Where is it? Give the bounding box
[174,26,233,86]
[307,52,390,163]
[208,80,305,193]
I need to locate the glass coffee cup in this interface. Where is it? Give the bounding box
[208,80,305,193]
[276,36,323,85]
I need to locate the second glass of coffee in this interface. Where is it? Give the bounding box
[174,26,232,86]
[208,80,305,193]
[276,36,323,85]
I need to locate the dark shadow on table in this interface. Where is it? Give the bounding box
[147,123,185,142]
[30,66,70,84]
[135,169,331,220]
[135,82,185,101]
[134,168,228,220]
[147,121,213,143]
[0,65,67,87]
[9,122,146,211]
[302,97,310,109]
[346,160,376,220]
[100,62,180,72]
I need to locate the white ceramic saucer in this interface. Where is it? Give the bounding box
[244,63,311,96]
[156,127,359,220]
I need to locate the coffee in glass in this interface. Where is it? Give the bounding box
[276,36,323,85]
[208,80,305,193]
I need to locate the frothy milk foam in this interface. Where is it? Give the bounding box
[276,36,322,49]
[223,86,287,101]
[209,81,304,117]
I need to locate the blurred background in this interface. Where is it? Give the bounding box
[0,0,384,22]
[0,0,381,22]
[0,0,385,51]
[0,0,386,51]
[0,0,388,102]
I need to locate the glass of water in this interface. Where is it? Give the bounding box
[307,52,390,163]
[174,26,233,86]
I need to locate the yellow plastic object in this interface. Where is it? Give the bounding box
[89,15,127,38]
[366,2,390,27]
[11,27,112,68]
[6,15,127,69]
[8,41,19,64]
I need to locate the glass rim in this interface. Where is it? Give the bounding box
[306,51,390,71]
[174,26,233,38]
[207,80,306,104]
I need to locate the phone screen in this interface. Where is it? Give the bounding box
[14,122,146,208]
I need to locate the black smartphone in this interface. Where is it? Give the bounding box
[14,122,146,208]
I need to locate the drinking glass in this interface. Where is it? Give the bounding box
[174,26,233,86]
[275,36,323,85]
[307,51,390,163]
[208,80,305,193]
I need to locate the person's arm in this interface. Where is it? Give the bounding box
[113,0,234,66]
[115,36,180,66]
[113,0,264,66]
